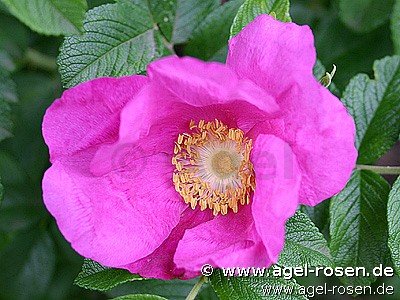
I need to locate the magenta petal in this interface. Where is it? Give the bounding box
[228,15,357,205]
[147,55,279,114]
[43,151,185,267]
[227,15,315,98]
[43,76,148,161]
[251,134,302,262]
[173,205,264,272]
[124,208,213,279]
[91,76,279,176]
[248,76,357,206]
[288,80,357,206]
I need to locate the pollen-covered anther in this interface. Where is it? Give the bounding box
[172,119,255,216]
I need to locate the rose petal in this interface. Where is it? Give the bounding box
[43,150,185,267]
[227,14,315,99]
[124,207,213,279]
[147,55,279,114]
[228,15,357,205]
[43,76,148,161]
[251,134,302,262]
[173,205,265,272]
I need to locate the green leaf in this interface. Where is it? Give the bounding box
[112,295,168,300]
[300,200,330,240]
[341,56,400,164]
[230,0,291,37]
[0,228,56,299]
[279,211,333,268]
[88,0,113,8]
[108,278,207,300]
[197,284,219,300]
[388,176,400,274]
[0,0,88,36]
[58,0,171,88]
[172,0,220,44]
[338,0,394,33]
[209,269,307,300]
[0,12,30,61]
[117,0,219,45]
[392,0,400,54]
[75,259,142,292]
[183,0,244,62]
[133,0,219,44]
[329,170,390,286]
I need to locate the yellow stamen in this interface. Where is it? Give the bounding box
[172,119,255,215]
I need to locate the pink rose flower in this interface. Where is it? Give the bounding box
[42,15,357,279]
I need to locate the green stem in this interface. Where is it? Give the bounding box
[24,48,57,72]
[185,276,207,300]
[356,165,400,175]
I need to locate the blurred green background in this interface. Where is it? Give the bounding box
[0,0,399,299]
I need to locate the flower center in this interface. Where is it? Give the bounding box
[172,119,255,215]
[211,150,238,178]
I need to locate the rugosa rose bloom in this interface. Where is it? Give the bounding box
[42,15,357,279]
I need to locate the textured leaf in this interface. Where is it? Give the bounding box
[330,170,390,286]
[300,200,330,240]
[112,295,167,300]
[210,269,306,300]
[58,0,171,88]
[131,0,219,44]
[230,0,291,37]
[279,211,332,268]
[392,0,400,54]
[88,0,113,8]
[388,176,400,274]
[75,259,142,292]
[108,278,204,300]
[1,0,87,36]
[338,0,394,33]
[183,0,244,62]
[341,56,400,164]
[0,228,56,299]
